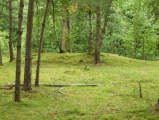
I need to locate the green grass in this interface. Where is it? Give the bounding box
[0,53,159,120]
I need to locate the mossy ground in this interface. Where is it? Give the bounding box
[0,53,159,120]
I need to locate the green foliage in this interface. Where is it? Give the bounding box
[0,29,9,52]
[100,0,159,60]
[71,10,90,52]
[0,0,159,59]
[66,31,75,52]
[147,0,159,21]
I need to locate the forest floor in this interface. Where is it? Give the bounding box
[0,53,159,120]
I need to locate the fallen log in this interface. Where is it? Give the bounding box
[42,84,98,87]
[1,84,98,89]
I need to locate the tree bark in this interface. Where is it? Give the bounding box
[35,0,40,52]
[61,18,67,53]
[66,9,72,53]
[67,9,70,34]
[35,0,50,87]
[88,8,93,54]
[9,0,14,62]
[14,0,24,102]
[100,0,112,48]
[101,14,108,42]
[51,0,61,52]
[42,84,98,87]
[23,0,34,91]
[0,47,3,66]
[94,6,101,64]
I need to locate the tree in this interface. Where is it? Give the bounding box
[100,0,112,47]
[61,7,70,53]
[35,0,41,52]
[88,7,93,54]
[23,0,34,91]
[55,0,74,53]
[94,5,101,64]
[61,18,67,53]
[35,0,50,87]
[66,8,72,52]
[14,0,24,102]
[51,0,60,52]
[9,0,14,62]
[1,0,159,60]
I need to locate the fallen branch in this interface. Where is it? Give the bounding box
[1,84,98,89]
[42,84,98,87]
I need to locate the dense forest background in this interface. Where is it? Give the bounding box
[0,0,159,61]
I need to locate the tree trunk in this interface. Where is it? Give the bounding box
[67,9,70,34]
[101,15,108,43]
[35,0,50,87]
[0,47,3,66]
[23,0,34,91]
[88,8,93,54]
[100,0,112,48]
[94,6,101,64]
[35,0,40,52]
[66,9,72,53]
[61,19,67,53]
[51,0,61,52]
[14,0,24,102]
[9,0,14,62]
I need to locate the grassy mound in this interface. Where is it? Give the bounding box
[0,53,159,120]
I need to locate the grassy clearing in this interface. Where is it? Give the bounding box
[0,53,159,120]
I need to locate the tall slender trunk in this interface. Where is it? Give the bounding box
[94,6,101,64]
[14,0,24,102]
[0,47,3,66]
[88,8,93,54]
[36,0,40,52]
[9,0,14,62]
[101,15,108,42]
[66,9,72,52]
[61,18,67,53]
[51,0,61,52]
[67,9,70,34]
[23,0,34,91]
[35,0,50,86]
